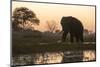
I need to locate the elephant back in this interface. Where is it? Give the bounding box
[61,16,84,32]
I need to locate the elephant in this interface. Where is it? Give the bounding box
[60,16,84,42]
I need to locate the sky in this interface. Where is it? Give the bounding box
[12,1,96,32]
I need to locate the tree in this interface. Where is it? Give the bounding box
[84,29,89,35]
[55,29,61,33]
[12,7,40,31]
[46,20,58,33]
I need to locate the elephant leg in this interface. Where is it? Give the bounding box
[70,34,74,43]
[76,36,79,42]
[80,35,83,42]
[62,32,67,42]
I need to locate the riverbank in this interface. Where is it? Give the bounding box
[12,42,96,55]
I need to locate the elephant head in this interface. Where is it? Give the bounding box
[61,16,84,42]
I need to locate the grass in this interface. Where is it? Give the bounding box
[12,42,96,56]
[12,31,96,56]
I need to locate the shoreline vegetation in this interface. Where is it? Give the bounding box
[12,31,96,55]
[13,42,96,55]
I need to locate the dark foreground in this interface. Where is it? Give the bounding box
[12,42,96,55]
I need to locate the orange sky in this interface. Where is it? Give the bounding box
[12,1,96,32]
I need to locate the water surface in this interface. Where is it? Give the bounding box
[12,50,96,66]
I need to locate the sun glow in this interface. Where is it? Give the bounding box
[12,1,95,32]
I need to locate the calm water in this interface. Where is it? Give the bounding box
[12,50,96,66]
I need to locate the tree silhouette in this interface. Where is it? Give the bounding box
[12,7,39,31]
[55,29,61,33]
[84,29,89,35]
[46,20,58,33]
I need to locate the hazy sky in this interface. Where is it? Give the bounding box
[12,1,95,32]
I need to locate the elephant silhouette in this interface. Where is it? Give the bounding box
[61,16,84,42]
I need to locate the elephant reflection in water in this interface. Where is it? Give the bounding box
[61,16,84,42]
